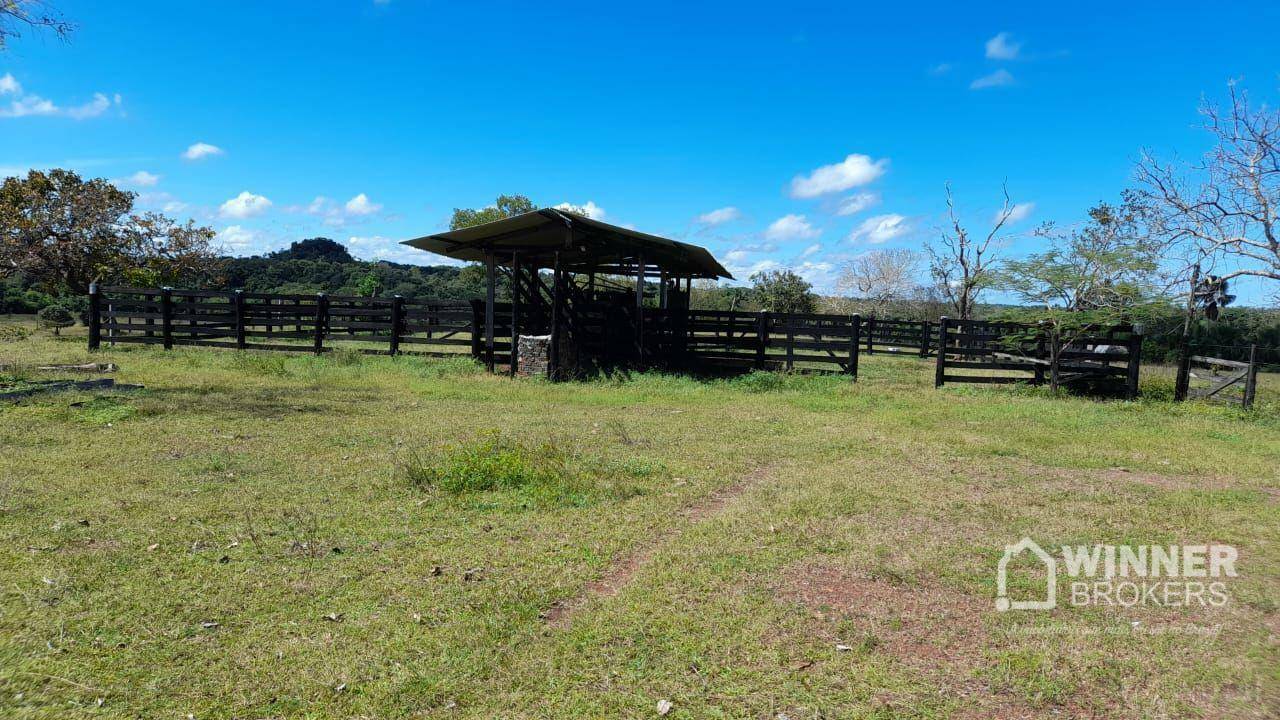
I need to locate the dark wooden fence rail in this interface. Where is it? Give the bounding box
[934,317,1143,398]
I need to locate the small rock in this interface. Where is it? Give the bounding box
[656,699,673,715]
[200,621,219,629]
[835,644,852,652]
[147,543,159,552]
[323,613,344,622]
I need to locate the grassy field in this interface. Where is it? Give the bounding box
[2,321,1278,719]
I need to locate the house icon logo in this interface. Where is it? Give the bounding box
[996,537,1056,611]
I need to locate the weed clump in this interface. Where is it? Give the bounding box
[404,432,644,507]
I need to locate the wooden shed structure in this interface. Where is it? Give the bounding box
[402,209,733,378]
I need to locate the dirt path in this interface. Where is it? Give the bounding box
[542,465,773,627]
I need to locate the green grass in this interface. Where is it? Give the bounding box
[1,322,1277,719]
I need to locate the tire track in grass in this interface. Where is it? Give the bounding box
[541,465,774,628]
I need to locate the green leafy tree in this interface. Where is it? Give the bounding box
[270,238,353,263]
[0,169,219,295]
[749,269,817,314]
[355,271,382,297]
[1000,199,1164,391]
[449,194,536,230]
[37,303,73,335]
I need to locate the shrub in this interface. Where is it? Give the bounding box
[37,305,75,335]
[0,324,32,342]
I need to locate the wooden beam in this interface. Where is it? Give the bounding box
[485,250,496,373]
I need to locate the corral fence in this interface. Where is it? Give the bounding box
[933,317,1143,398]
[87,286,869,376]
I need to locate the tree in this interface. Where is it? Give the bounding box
[1,0,71,49]
[1136,84,1280,292]
[354,271,381,297]
[835,248,920,316]
[1000,199,1162,391]
[927,183,1018,320]
[749,269,816,314]
[269,238,353,263]
[37,303,73,335]
[0,169,218,295]
[449,194,536,230]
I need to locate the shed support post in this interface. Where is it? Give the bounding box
[635,253,645,363]
[510,253,521,377]
[485,250,496,373]
[87,283,101,351]
[934,317,949,388]
[550,251,563,381]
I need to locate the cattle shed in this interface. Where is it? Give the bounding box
[402,209,733,378]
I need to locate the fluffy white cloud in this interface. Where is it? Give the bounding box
[765,214,821,242]
[1002,202,1035,224]
[0,75,121,119]
[122,170,160,187]
[182,142,224,160]
[985,32,1021,60]
[349,235,464,265]
[216,225,260,253]
[553,200,606,219]
[848,214,909,244]
[970,69,1014,90]
[834,192,880,216]
[789,154,888,199]
[696,206,741,226]
[800,243,822,258]
[219,191,272,219]
[344,193,382,216]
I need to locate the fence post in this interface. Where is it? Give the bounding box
[87,283,101,351]
[1243,344,1259,410]
[161,286,174,350]
[849,314,861,380]
[785,313,795,371]
[934,317,948,388]
[389,295,404,356]
[1033,328,1046,385]
[234,290,246,349]
[313,293,328,355]
[919,319,929,357]
[866,315,875,355]
[1049,331,1062,393]
[1125,327,1143,400]
[755,312,768,369]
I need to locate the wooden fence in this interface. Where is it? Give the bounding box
[933,317,1143,398]
[1185,350,1261,409]
[680,310,860,375]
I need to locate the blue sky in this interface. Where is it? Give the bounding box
[3,0,1279,303]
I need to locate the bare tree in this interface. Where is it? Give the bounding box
[836,248,920,316]
[1,1,72,49]
[1136,83,1280,289]
[927,183,1017,320]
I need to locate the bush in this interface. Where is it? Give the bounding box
[37,305,75,335]
[0,324,32,342]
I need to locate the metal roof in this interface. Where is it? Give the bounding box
[401,209,733,279]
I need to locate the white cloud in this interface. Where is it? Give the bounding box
[929,63,952,75]
[985,32,1021,60]
[1002,202,1035,224]
[789,154,888,199]
[351,235,463,266]
[553,200,606,220]
[66,93,113,120]
[182,142,224,160]
[219,191,272,219]
[764,214,821,242]
[0,77,121,119]
[724,249,752,263]
[216,225,260,253]
[970,69,1015,90]
[834,192,880,216]
[122,170,160,187]
[344,193,383,216]
[848,214,909,244]
[696,206,741,226]
[800,243,822,258]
